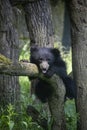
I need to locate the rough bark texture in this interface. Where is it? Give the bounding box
[0,55,38,77]
[0,0,20,108]
[67,0,87,130]
[10,0,37,6]
[48,75,66,130]
[23,0,54,47]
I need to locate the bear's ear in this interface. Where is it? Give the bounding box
[51,48,60,57]
[30,45,39,52]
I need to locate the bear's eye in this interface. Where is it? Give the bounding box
[47,58,51,61]
[39,58,43,62]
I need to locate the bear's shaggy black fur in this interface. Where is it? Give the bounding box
[30,46,76,103]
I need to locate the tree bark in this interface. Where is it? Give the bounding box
[10,0,38,6]
[67,0,87,130]
[48,75,65,130]
[23,0,54,47]
[0,55,38,77]
[0,0,20,109]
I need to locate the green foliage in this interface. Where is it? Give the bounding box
[65,99,77,130]
[0,104,16,130]
[19,41,30,60]
[0,104,43,130]
[62,49,72,74]
[19,75,45,130]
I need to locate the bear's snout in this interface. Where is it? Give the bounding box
[39,61,49,74]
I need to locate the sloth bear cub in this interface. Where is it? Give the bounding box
[30,46,76,103]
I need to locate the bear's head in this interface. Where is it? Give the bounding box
[30,46,60,74]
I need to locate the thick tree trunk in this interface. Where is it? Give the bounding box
[23,0,54,47]
[67,0,87,130]
[0,0,20,109]
[22,0,66,130]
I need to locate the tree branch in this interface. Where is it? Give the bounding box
[0,54,38,77]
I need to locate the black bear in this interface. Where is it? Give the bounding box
[30,46,76,103]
